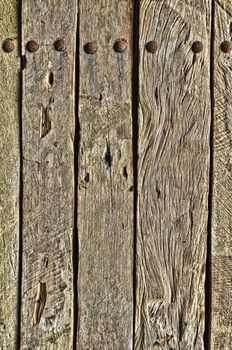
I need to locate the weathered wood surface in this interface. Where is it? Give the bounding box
[77,0,134,348]
[0,1,20,348]
[211,0,232,348]
[135,1,211,349]
[21,0,77,348]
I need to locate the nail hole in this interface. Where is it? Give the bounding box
[84,173,89,182]
[156,185,161,198]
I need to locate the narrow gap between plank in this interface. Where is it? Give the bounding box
[204,0,215,348]
[132,0,140,347]
[16,0,23,348]
[72,3,80,349]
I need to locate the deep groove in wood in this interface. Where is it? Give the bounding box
[132,0,140,348]
[16,1,23,348]
[204,1,215,348]
[72,4,80,349]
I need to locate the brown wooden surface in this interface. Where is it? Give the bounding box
[0,1,20,348]
[0,1,231,349]
[211,0,232,348]
[20,0,77,348]
[135,1,211,348]
[77,1,134,349]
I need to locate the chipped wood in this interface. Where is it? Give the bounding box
[135,1,211,349]
[32,282,47,327]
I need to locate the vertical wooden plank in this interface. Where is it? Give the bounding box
[211,1,232,348]
[0,1,20,348]
[77,1,133,348]
[21,1,77,348]
[135,1,211,349]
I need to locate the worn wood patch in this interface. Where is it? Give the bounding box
[0,1,20,348]
[211,0,232,348]
[20,0,77,348]
[77,0,134,349]
[135,1,211,349]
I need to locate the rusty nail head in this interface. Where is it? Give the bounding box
[146,41,159,53]
[3,39,15,53]
[54,38,67,51]
[114,38,127,53]
[26,40,39,53]
[192,41,203,53]
[84,42,97,54]
[221,41,232,53]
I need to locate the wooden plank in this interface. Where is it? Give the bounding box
[0,1,20,348]
[21,1,77,348]
[77,1,134,348]
[211,1,232,348]
[135,1,211,348]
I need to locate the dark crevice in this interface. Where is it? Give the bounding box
[48,71,54,87]
[204,0,215,349]
[104,142,112,168]
[72,4,80,350]
[16,0,23,349]
[132,0,140,347]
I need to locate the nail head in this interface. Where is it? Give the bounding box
[54,38,67,51]
[146,41,159,53]
[114,38,127,53]
[221,41,232,53]
[84,42,97,54]
[26,40,39,53]
[3,39,15,53]
[192,41,203,53]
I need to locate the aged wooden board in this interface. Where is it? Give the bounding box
[0,1,20,348]
[135,1,211,349]
[77,0,134,348]
[211,1,232,348]
[21,0,77,348]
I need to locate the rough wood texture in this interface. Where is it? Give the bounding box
[0,1,20,348]
[135,1,211,348]
[211,1,232,348]
[21,1,77,348]
[77,1,134,348]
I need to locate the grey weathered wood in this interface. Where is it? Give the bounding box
[211,1,232,348]
[0,1,20,348]
[77,1,134,348]
[21,1,77,348]
[135,1,211,349]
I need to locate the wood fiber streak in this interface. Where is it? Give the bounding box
[211,1,232,348]
[21,1,77,348]
[77,1,133,349]
[0,1,20,348]
[135,1,211,349]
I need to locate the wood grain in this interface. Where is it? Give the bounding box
[77,1,134,348]
[135,1,211,348]
[0,1,20,348]
[211,1,232,348]
[21,0,77,348]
